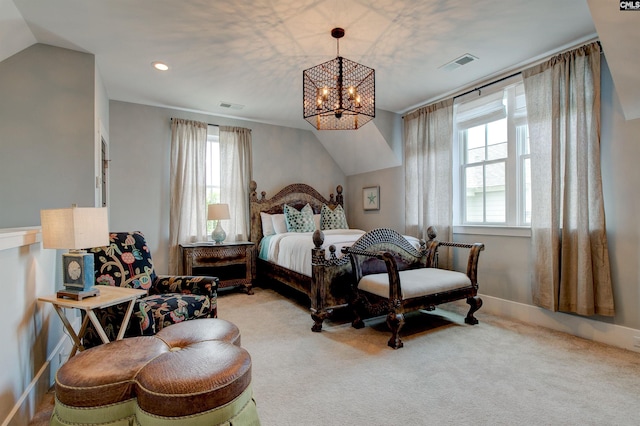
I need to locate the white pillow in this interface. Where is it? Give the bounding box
[272,214,287,234]
[314,214,321,230]
[260,212,275,236]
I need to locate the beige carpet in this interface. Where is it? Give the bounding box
[219,286,640,426]
[30,285,640,425]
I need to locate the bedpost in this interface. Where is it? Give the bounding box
[250,180,258,202]
[312,229,325,248]
[249,180,354,332]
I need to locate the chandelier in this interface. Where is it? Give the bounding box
[303,28,375,130]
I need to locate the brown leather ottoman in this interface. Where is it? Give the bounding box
[52,318,259,425]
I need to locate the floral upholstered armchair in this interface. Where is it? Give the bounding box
[82,231,218,348]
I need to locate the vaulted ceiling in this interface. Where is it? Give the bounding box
[2,0,637,175]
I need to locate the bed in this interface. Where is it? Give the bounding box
[249,180,363,331]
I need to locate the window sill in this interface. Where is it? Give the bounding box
[453,225,531,238]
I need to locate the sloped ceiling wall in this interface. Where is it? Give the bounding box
[0,0,36,63]
[587,0,640,121]
[312,119,402,176]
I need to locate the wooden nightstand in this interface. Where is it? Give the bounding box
[180,241,255,294]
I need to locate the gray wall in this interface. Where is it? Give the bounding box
[0,44,96,227]
[108,101,345,274]
[346,166,404,233]
[347,58,640,330]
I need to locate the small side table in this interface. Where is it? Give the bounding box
[38,286,147,358]
[180,241,256,294]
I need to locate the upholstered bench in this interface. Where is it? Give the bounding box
[343,227,484,349]
[52,318,260,425]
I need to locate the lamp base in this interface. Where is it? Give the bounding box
[212,222,226,244]
[62,251,96,292]
[57,287,100,300]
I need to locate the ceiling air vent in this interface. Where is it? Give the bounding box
[218,101,244,110]
[439,53,478,72]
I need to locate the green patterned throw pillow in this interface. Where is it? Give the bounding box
[320,204,348,230]
[284,203,316,232]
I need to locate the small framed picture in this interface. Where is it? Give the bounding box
[363,186,380,211]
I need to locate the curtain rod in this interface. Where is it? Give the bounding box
[453,71,521,100]
[170,117,218,127]
[453,40,605,100]
[403,37,600,118]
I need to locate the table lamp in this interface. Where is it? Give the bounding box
[41,205,109,299]
[208,203,230,244]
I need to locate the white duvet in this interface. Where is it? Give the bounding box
[260,229,366,277]
[259,229,422,277]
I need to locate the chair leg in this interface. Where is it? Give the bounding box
[465,296,483,325]
[349,292,367,329]
[386,312,405,349]
[352,314,365,329]
[311,310,329,332]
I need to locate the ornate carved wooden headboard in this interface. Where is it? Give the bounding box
[249,180,344,244]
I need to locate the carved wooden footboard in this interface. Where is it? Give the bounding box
[249,180,352,331]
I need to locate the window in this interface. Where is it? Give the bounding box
[206,128,220,235]
[454,78,529,227]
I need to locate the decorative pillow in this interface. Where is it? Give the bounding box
[321,204,349,230]
[284,204,315,232]
[272,214,287,234]
[314,214,321,230]
[260,212,275,236]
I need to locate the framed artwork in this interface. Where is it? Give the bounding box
[363,186,380,211]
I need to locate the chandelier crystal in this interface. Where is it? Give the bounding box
[303,28,375,130]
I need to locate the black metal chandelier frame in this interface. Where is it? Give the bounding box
[303,28,375,130]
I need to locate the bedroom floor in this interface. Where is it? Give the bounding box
[30,284,640,425]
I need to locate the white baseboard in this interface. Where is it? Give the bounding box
[474,294,640,353]
[1,321,76,426]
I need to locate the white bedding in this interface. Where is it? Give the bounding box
[259,229,422,277]
[260,229,366,277]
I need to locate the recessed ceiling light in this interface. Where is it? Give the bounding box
[152,61,169,71]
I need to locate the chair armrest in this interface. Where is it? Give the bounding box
[436,242,485,284]
[151,275,219,299]
[378,251,403,301]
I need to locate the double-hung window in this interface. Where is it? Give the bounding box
[205,127,221,235]
[453,77,530,227]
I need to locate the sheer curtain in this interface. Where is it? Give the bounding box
[219,126,252,242]
[168,119,208,274]
[404,99,454,267]
[522,42,614,316]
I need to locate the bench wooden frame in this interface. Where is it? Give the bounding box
[342,227,484,349]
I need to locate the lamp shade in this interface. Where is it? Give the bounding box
[208,204,230,221]
[207,204,231,220]
[41,206,109,250]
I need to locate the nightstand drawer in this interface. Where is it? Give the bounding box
[180,242,255,294]
[189,246,247,266]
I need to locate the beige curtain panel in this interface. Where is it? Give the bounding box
[403,99,454,268]
[168,118,208,274]
[523,42,614,316]
[220,126,253,242]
